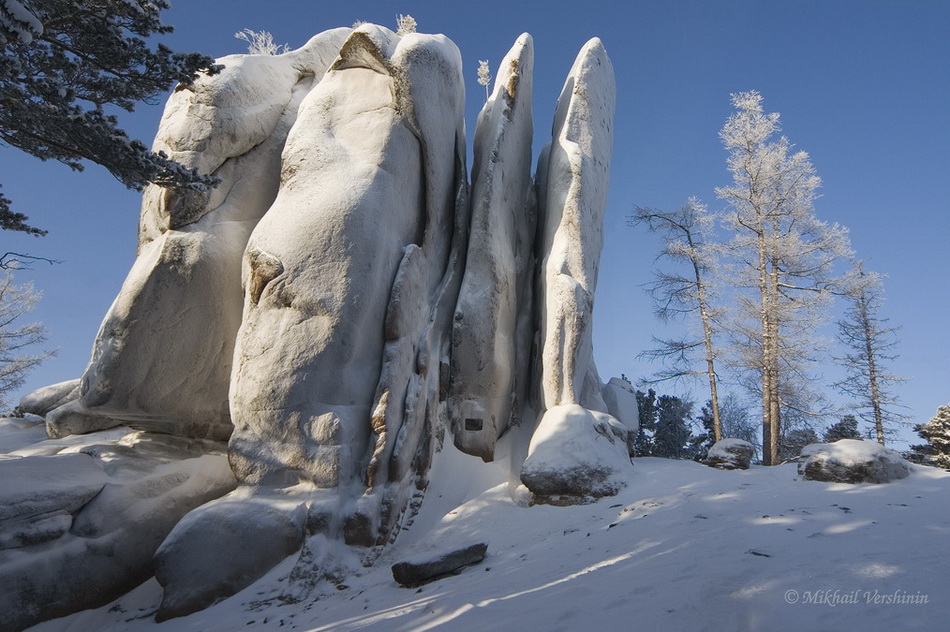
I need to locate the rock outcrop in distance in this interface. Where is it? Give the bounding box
[3,22,637,630]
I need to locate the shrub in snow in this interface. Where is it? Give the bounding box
[798,439,910,484]
[702,438,754,470]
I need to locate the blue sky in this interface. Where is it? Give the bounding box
[2,0,948,446]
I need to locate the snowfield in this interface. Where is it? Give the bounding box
[30,443,949,632]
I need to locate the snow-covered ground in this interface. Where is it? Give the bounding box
[30,440,949,632]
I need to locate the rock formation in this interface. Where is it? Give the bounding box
[5,23,629,629]
[48,29,351,442]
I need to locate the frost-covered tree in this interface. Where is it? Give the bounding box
[234,28,288,55]
[0,273,52,409]
[632,198,723,442]
[823,415,862,442]
[834,261,907,445]
[395,14,417,36]
[477,59,491,100]
[910,405,950,468]
[0,0,220,233]
[716,91,852,465]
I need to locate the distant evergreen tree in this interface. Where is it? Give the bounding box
[634,389,658,456]
[688,401,717,460]
[653,395,694,459]
[778,428,819,461]
[909,405,950,468]
[823,415,862,443]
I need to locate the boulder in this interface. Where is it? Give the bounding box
[0,415,49,453]
[521,404,631,500]
[703,438,755,470]
[392,542,488,587]
[798,439,911,484]
[154,489,307,621]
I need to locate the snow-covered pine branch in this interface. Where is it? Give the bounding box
[0,0,221,234]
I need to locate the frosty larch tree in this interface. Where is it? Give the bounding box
[633,197,723,442]
[834,261,906,445]
[0,0,220,234]
[716,91,851,465]
[0,272,51,409]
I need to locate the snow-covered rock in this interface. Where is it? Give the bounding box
[17,378,80,416]
[601,377,639,437]
[228,25,465,489]
[535,38,615,413]
[154,487,307,621]
[54,29,350,443]
[521,404,631,500]
[0,430,236,631]
[798,439,911,484]
[703,438,755,470]
[519,39,626,498]
[0,415,48,453]
[450,34,535,462]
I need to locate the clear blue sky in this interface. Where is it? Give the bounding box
[2,1,948,447]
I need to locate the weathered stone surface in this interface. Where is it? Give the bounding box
[536,37,615,413]
[67,29,350,443]
[0,453,106,523]
[392,542,488,587]
[229,25,465,490]
[798,439,911,484]
[450,34,535,462]
[704,438,755,470]
[0,415,48,453]
[602,377,639,456]
[154,489,307,621]
[0,431,236,632]
[18,378,80,416]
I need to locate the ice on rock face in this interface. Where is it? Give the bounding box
[450,34,535,462]
[56,29,350,442]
